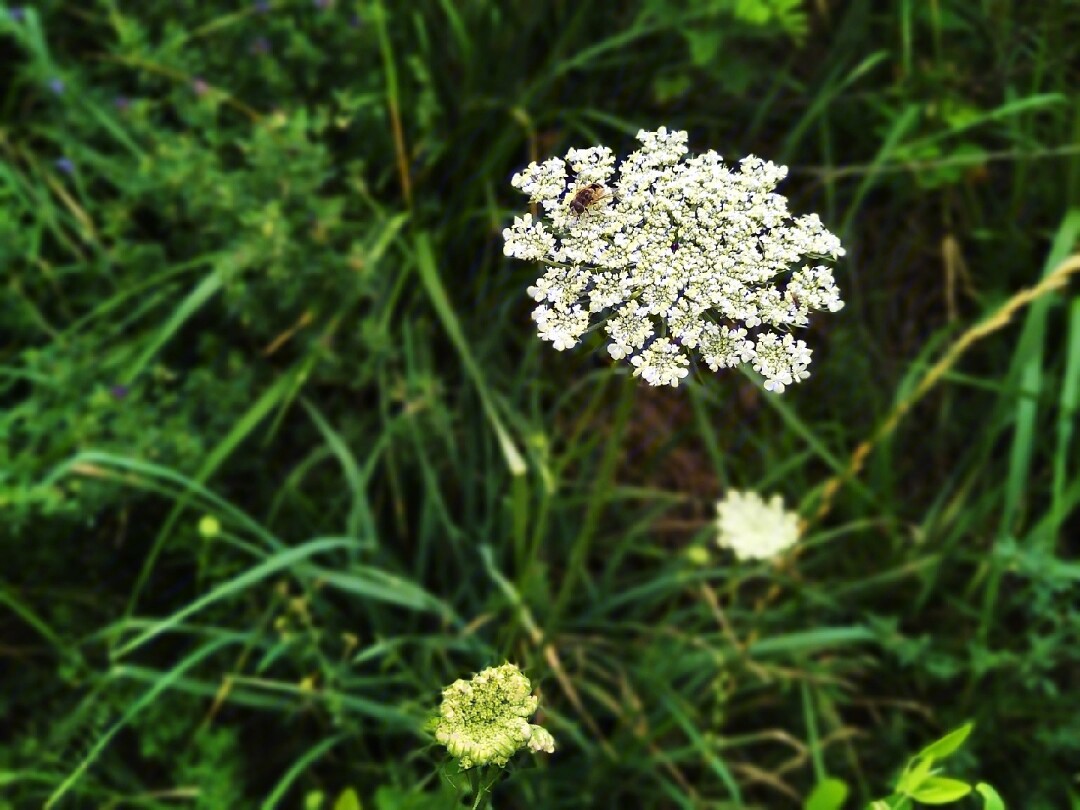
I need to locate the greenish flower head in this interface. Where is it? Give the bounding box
[433,663,554,769]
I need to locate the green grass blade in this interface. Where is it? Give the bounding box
[44,635,235,809]
[122,267,224,384]
[260,734,346,810]
[115,537,356,658]
[125,364,305,615]
[413,232,525,476]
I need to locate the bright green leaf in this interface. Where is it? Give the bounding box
[897,755,934,793]
[333,788,362,810]
[910,777,973,804]
[804,777,849,810]
[916,723,974,761]
[975,783,1005,810]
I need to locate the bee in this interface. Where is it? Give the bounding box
[568,182,608,217]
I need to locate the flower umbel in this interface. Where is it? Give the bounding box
[432,663,554,769]
[504,128,845,391]
[716,490,801,561]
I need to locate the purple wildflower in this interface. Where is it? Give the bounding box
[114,96,131,111]
[253,0,270,11]
[48,77,65,95]
[8,7,26,22]
[54,157,75,175]
[109,385,130,399]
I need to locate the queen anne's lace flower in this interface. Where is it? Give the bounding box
[504,127,845,391]
[715,490,801,561]
[432,663,555,769]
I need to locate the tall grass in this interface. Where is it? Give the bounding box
[2,1,1079,808]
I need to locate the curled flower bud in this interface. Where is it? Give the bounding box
[527,725,555,754]
[432,663,555,769]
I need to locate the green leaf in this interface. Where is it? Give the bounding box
[975,783,1005,810]
[916,723,974,761]
[653,74,692,104]
[910,777,973,804]
[686,29,721,65]
[897,755,934,794]
[333,788,362,810]
[804,777,849,810]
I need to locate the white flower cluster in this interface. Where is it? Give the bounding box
[504,127,845,391]
[432,663,555,770]
[715,489,801,561]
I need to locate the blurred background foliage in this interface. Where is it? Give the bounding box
[1,0,1078,807]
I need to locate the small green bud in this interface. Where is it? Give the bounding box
[198,515,221,538]
[684,545,711,566]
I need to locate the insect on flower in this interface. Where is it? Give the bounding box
[568,182,608,216]
[505,128,846,391]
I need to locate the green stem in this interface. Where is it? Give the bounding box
[469,767,498,810]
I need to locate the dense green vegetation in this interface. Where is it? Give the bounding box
[2,0,1079,807]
